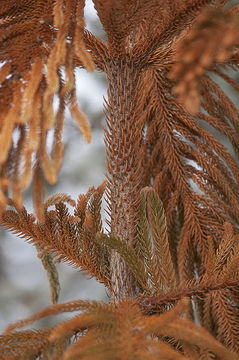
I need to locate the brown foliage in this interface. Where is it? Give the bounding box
[0,0,92,209]
[1,0,239,358]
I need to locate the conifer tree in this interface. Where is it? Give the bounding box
[1,0,239,359]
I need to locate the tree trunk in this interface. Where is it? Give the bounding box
[104,58,145,300]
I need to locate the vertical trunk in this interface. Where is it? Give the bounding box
[104,59,145,300]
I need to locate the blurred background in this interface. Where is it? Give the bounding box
[0,1,108,331]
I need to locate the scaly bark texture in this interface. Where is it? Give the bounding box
[104,59,146,299]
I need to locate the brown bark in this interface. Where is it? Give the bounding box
[104,58,146,300]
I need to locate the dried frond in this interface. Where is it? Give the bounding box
[3,299,102,334]
[144,187,177,293]
[136,187,177,296]
[156,318,238,360]
[0,0,100,208]
[0,184,110,288]
[75,0,95,71]
[69,89,91,143]
[211,289,239,352]
[170,6,239,113]
[137,187,161,295]
[200,223,239,352]
[138,59,239,298]
[44,193,76,210]
[214,222,235,276]
[141,276,239,313]
[2,297,237,360]
[0,328,53,359]
[87,180,106,233]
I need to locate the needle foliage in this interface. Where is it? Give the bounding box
[1,0,239,359]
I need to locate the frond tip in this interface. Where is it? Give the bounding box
[137,187,177,295]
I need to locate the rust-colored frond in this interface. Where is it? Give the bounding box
[136,187,177,296]
[137,188,162,295]
[199,223,239,352]
[140,51,239,291]
[138,80,239,342]
[170,6,239,113]
[3,299,102,334]
[211,290,239,352]
[0,183,110,288]
[44,193,76,210]
[141,276,239,314]
[0,0,99,209]
[0,328,53,359]
[144,187,177,293]
[2,297,237,360]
